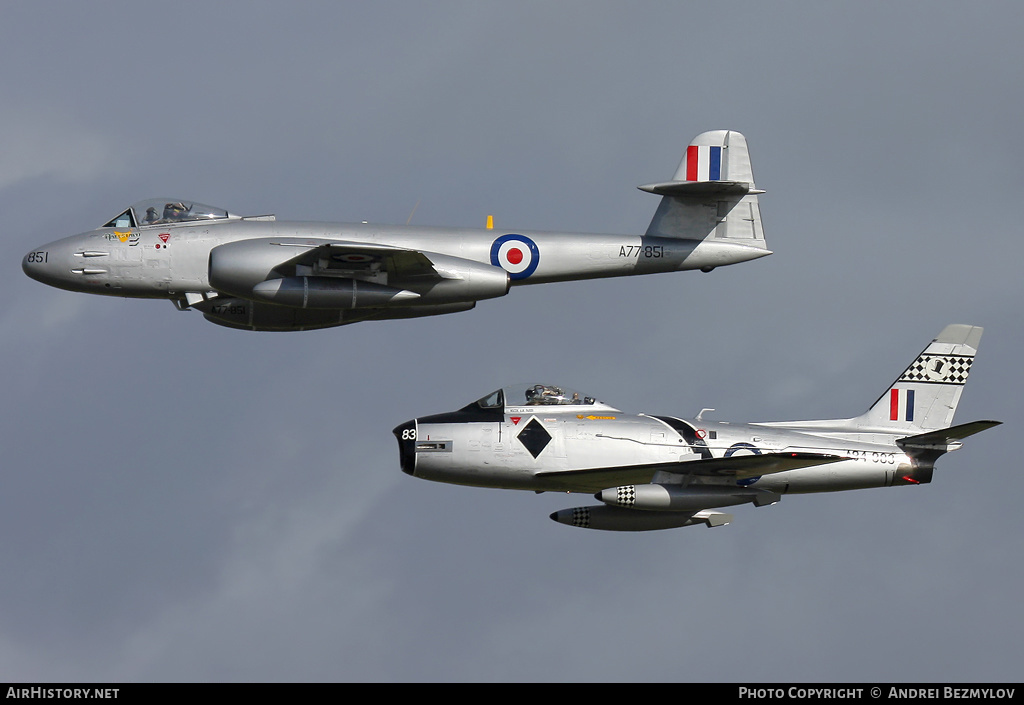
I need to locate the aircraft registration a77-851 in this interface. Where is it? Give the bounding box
[393,325,999,531]
[23,130,768,331]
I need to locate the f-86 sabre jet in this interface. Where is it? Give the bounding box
[23,130,768,331]
[394,325,999,531]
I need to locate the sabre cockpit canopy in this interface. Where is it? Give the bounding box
[473,384,613,410]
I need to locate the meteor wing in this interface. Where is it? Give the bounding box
[202,237,510,329]
[269,239,441,282]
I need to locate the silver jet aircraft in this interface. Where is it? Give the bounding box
[23,130,768,331]
[394,325,999,531]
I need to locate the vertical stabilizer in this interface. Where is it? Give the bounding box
[639,130,766,246]
[855,325,983,433]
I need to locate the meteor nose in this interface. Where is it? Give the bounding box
[23,236,109,293]
[22,247,55,285]
[392,420,417,476]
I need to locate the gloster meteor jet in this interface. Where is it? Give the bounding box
[394,325,999,531]
[23,130,768,331]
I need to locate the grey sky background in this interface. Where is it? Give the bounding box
[2,1,1021,682]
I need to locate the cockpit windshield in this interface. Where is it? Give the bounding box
[102,199,231,229]
[518,383,596,406]
[473,384,601,410]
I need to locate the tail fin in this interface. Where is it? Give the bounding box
[639,130,766,246]
[855,325,984,433]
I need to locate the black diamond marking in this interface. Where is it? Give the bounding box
[517,418,552,458]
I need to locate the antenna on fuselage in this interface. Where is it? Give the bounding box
[406,199,421,225]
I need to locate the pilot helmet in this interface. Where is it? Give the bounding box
[163,202,187,219]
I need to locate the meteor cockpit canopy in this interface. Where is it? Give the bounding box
[101,199,235,229]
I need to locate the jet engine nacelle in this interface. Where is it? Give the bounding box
[596,483,781,511]
[208,239,509,308]
[407,252,510,305]
[209,238,303,300]
[550,505,733,531]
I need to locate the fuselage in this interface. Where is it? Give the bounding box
[23,216,768,300]
[393,384,928,503]
[23,132,773,330]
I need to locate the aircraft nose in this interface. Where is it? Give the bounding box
[22,247,57,285]
[392,420,417,476]
[23,237,103,292]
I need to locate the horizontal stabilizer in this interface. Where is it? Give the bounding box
[637,181,756,197]
[897,420,1001,457]
[642,129,766,245]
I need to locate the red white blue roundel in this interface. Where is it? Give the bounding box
[490,234,540,280]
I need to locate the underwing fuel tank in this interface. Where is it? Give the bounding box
[550,505,733,531]
[251,276,419,309]
[596,483,780,511]
[194,297,476,332]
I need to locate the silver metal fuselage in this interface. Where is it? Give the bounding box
[23,219,768,301]
[396,400,925,499]
[399,327,995,530]
[23,130,772,330]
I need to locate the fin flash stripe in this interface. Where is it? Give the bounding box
[890,388,915,422]
[685,145,722,182]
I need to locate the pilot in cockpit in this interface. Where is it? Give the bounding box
[526,384,571,405]
[143,207,160,225]
[162,202,188,221]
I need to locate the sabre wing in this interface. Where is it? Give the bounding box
[536,451,845,490]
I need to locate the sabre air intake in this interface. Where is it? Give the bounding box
[393,421,417,476]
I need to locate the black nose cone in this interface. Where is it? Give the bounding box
[393,420,417,475]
